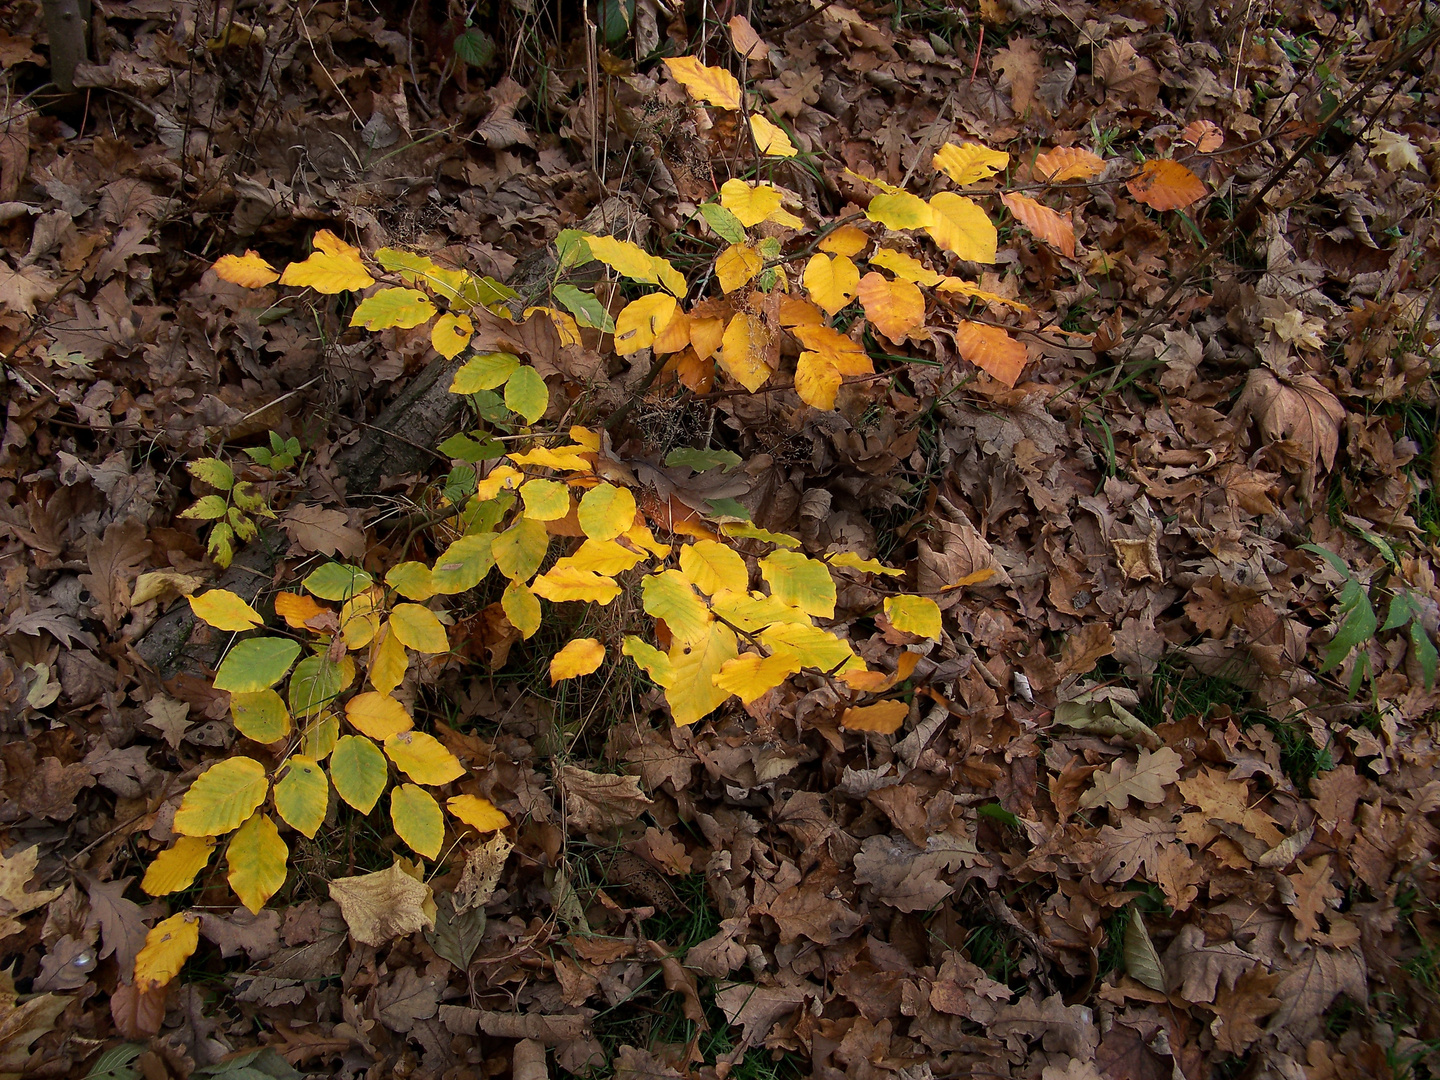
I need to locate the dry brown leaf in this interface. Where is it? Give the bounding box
[558,765,654,832]
[1230,368,1345,473]
[1079,747,1183,810]
[329,860,436,946]
[283,504,366,558]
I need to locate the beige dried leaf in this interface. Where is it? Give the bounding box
[454,832,514,913]
[329,860,436,946]
[1079,747,1183,810]
[558,765,654,833]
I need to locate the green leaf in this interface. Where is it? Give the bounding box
[430,533,496,594]
[288,654,351,717]
[701,202,747,244]
[304,563,374,601]
[454,26,495,66]
[664,447,742,472]
[556,229,590,270]
[442,466,478,504]
[207,523,235,567]
[187,458,235,491]
[273,755,329,839]
[391,783,444,859]
[438,432,504,462]
[180,495,229,521]
[1412,620,1438,689]
[450,351,519,393]
[493,518,549,582]
[174,757,269,837]
[553,284,615,332]
[330,735,389,814]
[705,497,752,522]
[504,365,549,423]
[1382,591,1416,632]
[230,689,292,742]
[214,638,302,693]
[470,389,511,426]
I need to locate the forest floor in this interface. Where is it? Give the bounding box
[2,0,1440,1079]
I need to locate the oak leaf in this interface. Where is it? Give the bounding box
[1079,747,1182,810]
[558,765,654,831]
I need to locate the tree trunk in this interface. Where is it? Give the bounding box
[40,0,88,93]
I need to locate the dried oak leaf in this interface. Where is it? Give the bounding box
[1266,946,1367,1050]
[1092,816,1181,883]
[329,860,436,946]
[1162,924,1261,1005]
[283,504,365,559]
[764,872,864,945]
[852,834,966,913]
[1210,963,1283,1054]
[1095,1022,1171,1080]
[713,980,819,1050]
[986,992,1098,1059]
[558,765,653,833]
[1078,747,1182,811]
[1230,368,1344,473]
[372,967,443,1033]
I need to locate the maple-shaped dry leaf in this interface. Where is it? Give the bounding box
[329,860,436,946]
[1286,856,1338,941]
[1000,193,1076,258]
[1210,963,1282,1054]
[1034,146,1105,183]
[284,504,365,559]
[763,874,864,944]
[954,321,1028,387]
[1079,747,1182,810]
[1127,159,1207,211]
[0,846,64,940]
[1230,368,1345,473]
[558,765,654,832]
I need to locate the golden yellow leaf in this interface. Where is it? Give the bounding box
[389,603,449,654]
[719,312,774,392]
[653,256,687,298]
[584,234,659,282]
[134,912,200,990]
[802,253,860,316]
[173,757,269,837]
[884,595,942,638]
[652,308,691,353]
[818,225,869,257]
[188,589,263,632]
[279,230,374,294]
[274,592,327,629]
[841,700,909,734]
[1127,159,1207,211]
[385,730,465,785]
[927,193,997,262]
[369,625,408,695]
[935,277,1031,312]
[1000,193,1076,258]
[502,581,541,638]
[643,569,713,646]
[448,794,510,833]
[615,293,678,354]
[713,649,802,704]
[720,180,802,228]
[562,539,646,576]
[791,324,871,374]
[1034,146,1105,183]
[858,272,926,342]
[339,587,383,650]
[794,353,843,411]
[550,637,606,682]
[141,836,215,897]
[679,539,749,595]
[690,315,725,360]
[666,623,739,726]
[663,56,742,110]
[578,483,637,542]
[954,321,1029,387]
[226,812,288,913]
[431,312,474,359]
[933,141,1009,185]
[345,691,414,740]
[716,244,764,294]
[865,191,934,231]
[530,564,623,604]
[749,114,796,157]
[868,248,942,286]
[391,784,444,859]
[213,251,279,288]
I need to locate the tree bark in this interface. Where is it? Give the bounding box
[40,0,88,93]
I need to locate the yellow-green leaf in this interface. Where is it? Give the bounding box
[231,689,291,743]
[141,836,215,897]
[720,180,787,228]
[679,539,749,595]
[385,730,465,786]
[278,230,374,294]
[719,312,774,392]
[303,562,374,601]
[274,755,329,839]
[389,604,449,654]
[520,478,571,521]
[663,56,742,110]
[802,254,860,316]
[578,483,637,542]
[711,590,811,631]
[340,588,383,650]
[450,351,520,393]
[391,784,444,859]
[174,757,269,837]
[530,565,623,604]
[615,293,678,354]
[927,192,997,263]
[345,691,413,740]
[623,635,675,687]
[884,595,942,639]
[713,649,802,704]
[585,235,660,283]
[858,272,926,342]
[653,256,687,298]
[505,365,549,423]
[502,581,541,639]
[330,735,389,814]
[758,621,860,672]
[213,637,301,693]
[300,711,340,760]
[386,561,436,601]
[493,517,549,581]
[750,114,797,157]
[933,141,1009,185]
[642,569,712,646]
[188,589,264,631]
[828,552,905,576]
[760,550,836,618]
[213,251,279,288]
[665,623,739,726]
[866,191,934,231]
[447,794,509,833]
[226,812,288,913]
[430,533,496,594]
[869,248,943,286]
[370,625,409,696]
[134,912,200,991]
[289,654,354,717]
[550,637,605,682]
[717,244,764,295]
[431,312,474,359]
[564,538,646,576]
[350,287,437,331]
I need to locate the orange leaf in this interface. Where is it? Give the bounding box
[1033,146,1105,183]
[274,592,328,629]
[841,700,909,734]
[1000,193,1075,258]
[1180,120,1224,152]
[954,321,1028,387]
[1127,159,1207,211]
[857,273,925,343]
